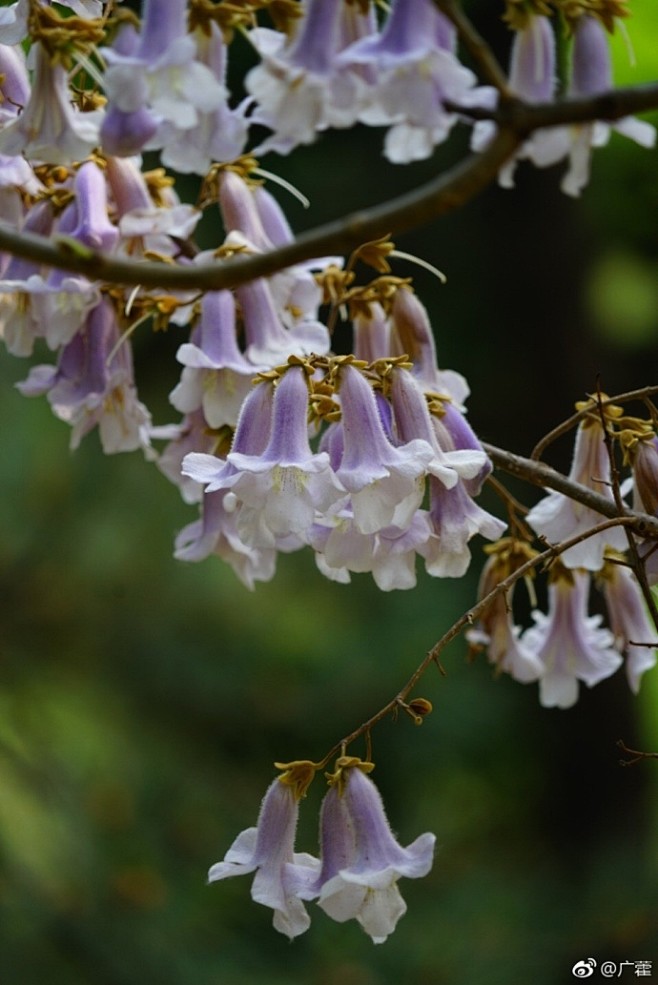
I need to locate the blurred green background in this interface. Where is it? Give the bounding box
[2,4,658,984]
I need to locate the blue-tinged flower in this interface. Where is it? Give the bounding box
[390,288,470,405]
[526,414,627,570]
[310,760,435,943]
[390,367,487,490]
[0,43,101,164]
[472,16,558,187]
[335,364,435,535]
[17,298,152,455]
[598,559,657,694]
[104,156,200,263]
[219,172,334,330]
[29,163,117,349]
[170,291,257,429]
[182,378,274,497]
[175,488,278,589]
[341,0,476,163]
[420,475,507,578]
[208,769,320,939]
[247,0,369,154]
[0,200,54,356]
[101,0,225,158]
[155,22,248,175]
[311,506,432,590]
[235,277,329,365]
[225,367,346,548]
[521,567,622,708]
[558,15,655,197]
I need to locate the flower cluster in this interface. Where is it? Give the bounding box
[171,197,504,589]
[208,758,436,943]
[469,401,658,708]
[0,0,650,191]
[472,5,655,195]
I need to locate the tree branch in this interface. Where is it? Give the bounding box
[483,442,658,540]
[0,129,521,291]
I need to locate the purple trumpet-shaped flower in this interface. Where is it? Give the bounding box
[170,291,257,429]
[526,414,628,570]
[0,200,54,356]
[105,155,200,260]
[420,474,507,578]
[236,277,329,365]
[308,760,435,943]
[389,288,470,406]
[310,506,432,590]
[29,163,117,349]
[598,559,657,694]
[155,22,248,174]
[247,0,365,154]
[101,0,225,159]
[208,772,320,939]
[224,367,345,548]
[0,43,100,164]
[521,568,622,708]
[17,297,152,454]
[472,16,558,187]
[558,15,655,197]
[219,172,332,328]
[180,382,289,581]
[465,539,543,684]
[175,488,278,589]
[390,367,487,490]
[335,364,435,535]
[182,379,274,500]
[630,434,658,517]
[341,0,476,163]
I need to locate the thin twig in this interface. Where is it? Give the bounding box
[531,386,658,460]
[319,516,638,765]
[594,388,658,633]
[432,0,512,96]
[483,442,658,540]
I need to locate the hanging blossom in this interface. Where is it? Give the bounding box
[17,296,153,455]
[304,759,436,943]
[472,11,655,195]
[0,42,101,164]
[208,759,436,942]
[598,557,658,694]
[246,0,375,155]
[183,366,346,550]
[216,169,336,331]
[100,0,226,161]
[208,764,321,939]
[526,402,628,570]
[520,566,622,709]
[339,0,477,163]
[466,538,544,684]
[471,14,559,188]
[175,382,281,588]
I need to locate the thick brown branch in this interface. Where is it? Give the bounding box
[483,442,658,540]
[0,129,521,291]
